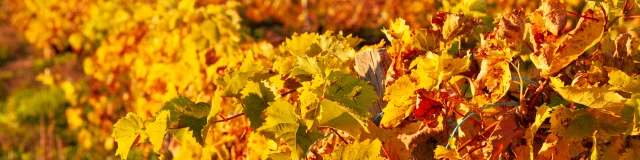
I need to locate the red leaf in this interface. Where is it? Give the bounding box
[414,96,443,118]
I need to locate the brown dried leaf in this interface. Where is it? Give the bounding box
[540,0,567,36]
[432,12,481,41]
[495,8,526,46]
[488,109,522,158]
[531,9,605,78]
[474,60,511,103]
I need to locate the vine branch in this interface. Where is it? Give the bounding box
[212,113,246,123]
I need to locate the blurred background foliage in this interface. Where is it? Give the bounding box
[0,0,639,159]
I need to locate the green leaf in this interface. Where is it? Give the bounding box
[550,106,630,141]
[112,113,144,159]
[241,81,275,129]
[608,69,640,93]
[549,106,596,141]
[318,99,367,134]
[145,110,169,154]
[161,95,212,145]
[258,100,322,159]
[330,139,382,160]
[319,71,378,133]
[550,77,626,109]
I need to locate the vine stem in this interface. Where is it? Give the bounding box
[211,113,246,123]
[381,145,393,160]
[622,0,630,15]
[452,109,482,127]
[587,43,602,59]
[625,15,640,19]
[332,129,349,144]
[566,11,599,21]
[527,80,548,110]
[461,144,487,159]
[457,121,499,152]
[524,42,535,53]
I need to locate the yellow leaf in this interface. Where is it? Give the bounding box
[381,75,416,128]
[608,69,640,93]
[526,104,552,160]
[531,9,604,78]
[382,18,411,41]
[540,0,567,36]
[550,77,625,109]
[474,59,511,103]
[434,138,460,159]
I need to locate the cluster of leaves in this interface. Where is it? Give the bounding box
[113,30,394,159]
[5,0,272,158]
[114,0,640,159]
[6,0,640,159]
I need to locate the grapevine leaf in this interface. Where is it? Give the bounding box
[474,59,511,103]
[550,77,625,109]
[312,33,349,61]
[437,12,481,41]
[112,113,144,159]
[215,56,272,96]
[382,18,411,41]
[531,9,604,78]
[318,99,367,135]
[241,81,276,129]
[321,71,378,133]
[411,29,441,52]
[145,110,169,154]
[623,94,640,134]
[549,106,595,141]
[161,95,212,145]
[620,139,640,159]
[291,56,323,77]
[381,75,416,128]
[434,137,460,159]
[267,152,292,160]
[538,134,577,159]
[608,69,640,93]
[540,0,567,36]
[550,106,630,141]
[247,133,279,160]
[325,71,379,109]
[330,139,383,160]
[526,104,552,159]
[359,121,413,160]
[495,8,526,46]
[601,33,640,73]
[487,109,520,158]
[410,53,470,90]
[280,33,319,57]
[258,100,322,159]
[299,81,321,130]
